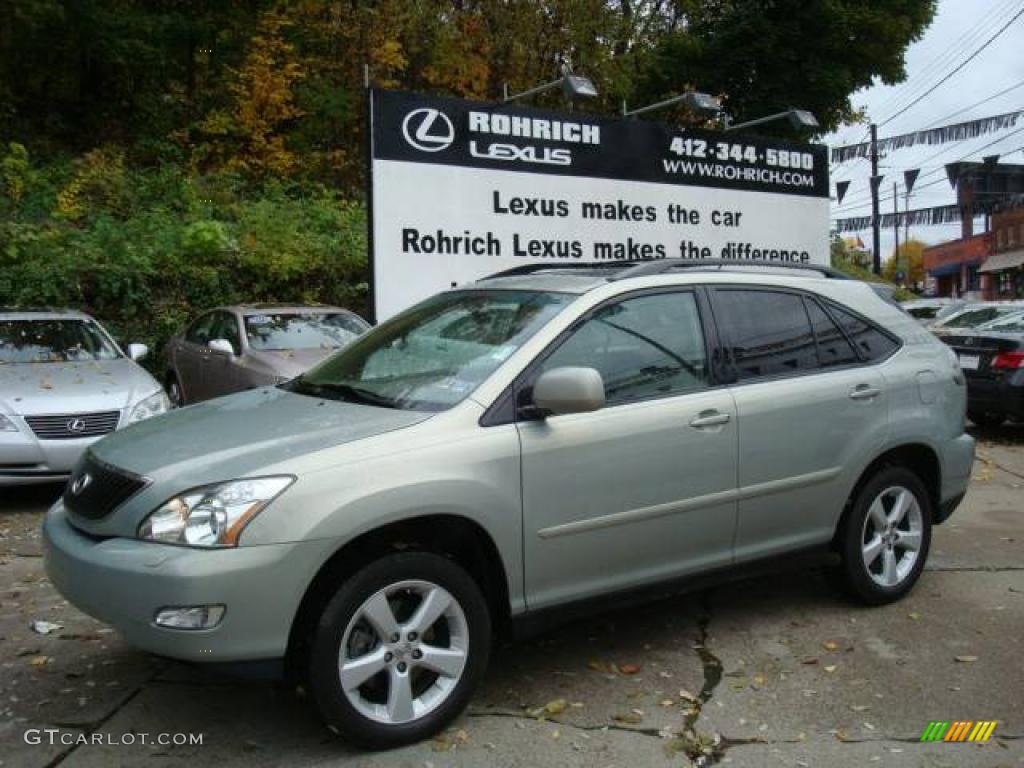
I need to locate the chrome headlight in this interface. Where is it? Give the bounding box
[0,414,17,432]
[138,476,294,548]
[128,391,170,424]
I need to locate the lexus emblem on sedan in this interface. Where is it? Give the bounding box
[67,418,87,434]
[402,108,454,153]
[71,472,92,495]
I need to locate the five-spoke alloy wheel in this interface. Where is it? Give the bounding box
[837,466,932,604]
[309,552,491,748]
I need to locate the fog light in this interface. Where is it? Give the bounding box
[154,605,225,630]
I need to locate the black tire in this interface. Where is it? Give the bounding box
[308,552,491,749]
[165,374,185,408]
[836,466,932,605]
[968,410,1005,428]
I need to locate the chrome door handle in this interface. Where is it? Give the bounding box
[689,411,731,429]
[849,385,881,401]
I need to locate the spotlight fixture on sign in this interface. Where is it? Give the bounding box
[621,91,721,118]
[502,71,598,104]
[724,108,819,133]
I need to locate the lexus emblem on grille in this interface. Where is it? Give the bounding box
[71,472,92,496]
[66,418,87,434]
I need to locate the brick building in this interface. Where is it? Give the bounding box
[922,233,992,298]
[980,202,1024,299]
[922,164,1024,298]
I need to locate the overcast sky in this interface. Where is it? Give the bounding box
[827,0,1024,260]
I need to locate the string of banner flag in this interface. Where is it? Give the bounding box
[830,109,1023,164]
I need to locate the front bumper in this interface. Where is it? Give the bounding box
[965,373,1024,420]
[43,503,335,662]
[0,429,104,486]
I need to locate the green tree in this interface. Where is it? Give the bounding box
[639,0,936,134]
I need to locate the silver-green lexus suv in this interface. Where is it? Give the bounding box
[43,261,975,748]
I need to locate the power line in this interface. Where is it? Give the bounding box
[921,78,1024,128]
[870,0,1020,120]
[877,3,1024,128]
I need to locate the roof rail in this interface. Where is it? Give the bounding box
[609,259,851,281]
[478,262,629,280]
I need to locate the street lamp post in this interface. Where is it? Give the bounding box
[621,91,721,119]
[723,109,819,132]
[503,73,599,104]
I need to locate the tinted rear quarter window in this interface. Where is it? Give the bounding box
[826,302,899,361]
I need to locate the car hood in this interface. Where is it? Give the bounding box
[89,386,432,481]
[247,348,338,379]
[0,359,162,416]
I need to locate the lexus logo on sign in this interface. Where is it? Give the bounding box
[66,418,87,434]
[401,108,454,153]
[71,472,92,496]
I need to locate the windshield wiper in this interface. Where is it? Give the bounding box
[288,379,399,409]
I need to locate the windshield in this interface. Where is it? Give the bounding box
[978,311,1024,333]
[286,290,574,411]
[935,306,1021,329]
[0,319,121,363]
[244,312,368,351]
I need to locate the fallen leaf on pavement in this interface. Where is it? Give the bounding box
[824,665,838,673]
[907,612,922,621]
[822,641,839,652]
[617,663,641,675]
[678,688,697,701]
[29,655,52,667]
[613,712,643,724]
[954,655,978,663]
[800,657,819,665]
[30,620,63,635]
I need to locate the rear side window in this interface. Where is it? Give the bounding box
[826,302,899,361]
[804,299,859,367]
[714,290,818,380]
[539,291,708,405]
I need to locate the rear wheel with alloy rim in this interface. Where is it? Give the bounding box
[309,552,491,748]
[837,466,932,604]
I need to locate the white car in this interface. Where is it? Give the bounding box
[0,309,169,485]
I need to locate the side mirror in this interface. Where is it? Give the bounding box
[531,366,605,416]
[208,338,235,356]
[127,343,149,361]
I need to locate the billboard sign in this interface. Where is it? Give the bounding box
[369,89,829,320]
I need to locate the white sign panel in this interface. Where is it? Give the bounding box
[370,90,830,321]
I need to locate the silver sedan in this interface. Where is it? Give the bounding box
[0,309,168,485]
[163,304,370,405]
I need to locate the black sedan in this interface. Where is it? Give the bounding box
[943,311,1024,427]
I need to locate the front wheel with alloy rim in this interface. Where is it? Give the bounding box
[836,466,932,605]
[308,552,491,748]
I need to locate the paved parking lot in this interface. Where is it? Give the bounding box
[1,426,1022,768]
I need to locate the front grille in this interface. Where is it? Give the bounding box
[25,410,121,440]
[63,453,149,521]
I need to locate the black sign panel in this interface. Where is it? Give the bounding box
[371,89,829,198]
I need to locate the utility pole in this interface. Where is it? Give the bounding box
[904,186,911,244]
[893,182,901,285]
[870,123,881,275]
